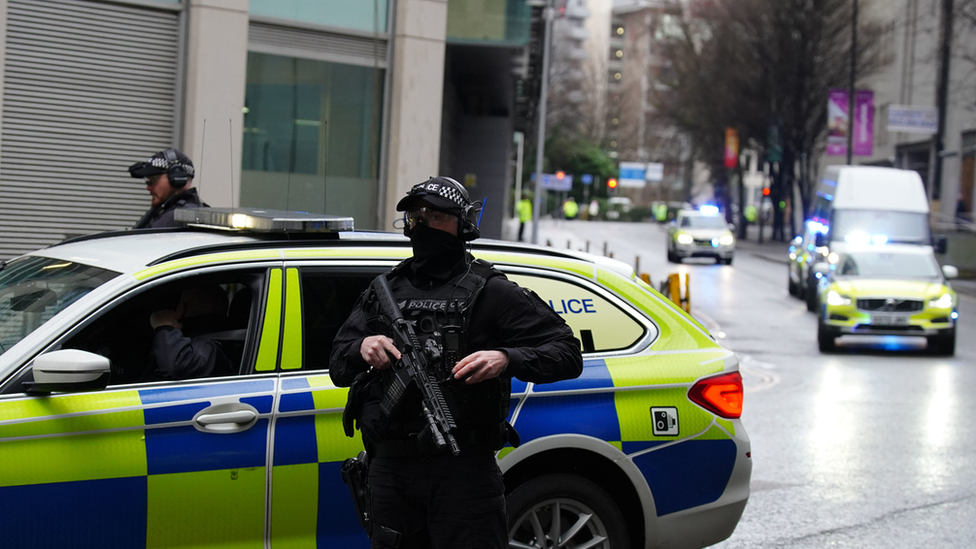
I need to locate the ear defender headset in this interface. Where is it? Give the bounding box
[400,176,483,241]
[162,149,190,189]
[441,177,482,242]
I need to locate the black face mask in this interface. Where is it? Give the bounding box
[410,222,465,281]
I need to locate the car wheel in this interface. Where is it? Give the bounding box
[788,271,799,297]
[805,284,818,312]
[817,320,836,352]
[723,256,733,266]
[507,474,630,549]
[927,330,956,356]
[667,248,675,263]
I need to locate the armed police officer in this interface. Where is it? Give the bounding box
[128,148,206,229]
[330,176,583,549]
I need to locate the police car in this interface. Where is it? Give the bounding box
[814,243,959,355]
[667,207,736,265]
[0,208,750,548]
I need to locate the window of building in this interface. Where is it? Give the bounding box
[249,0,388,34]
[242,52,384,229]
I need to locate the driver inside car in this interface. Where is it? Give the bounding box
[149,285,234,380]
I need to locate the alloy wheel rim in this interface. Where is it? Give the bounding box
[508,497,610,549]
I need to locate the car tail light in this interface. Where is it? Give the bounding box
[688,371,743,418]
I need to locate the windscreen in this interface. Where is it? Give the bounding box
[0,257,118,356]
[681,215,728,229]
[831,210,929,243]
[837,252,940,278]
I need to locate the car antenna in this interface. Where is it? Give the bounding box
[229,118,236,211]
[197,118,207,196]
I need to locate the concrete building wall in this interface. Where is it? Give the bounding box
[821,0,976,222]
[384,0,448,230]
[583,0,613,138]
[183,0,250,208]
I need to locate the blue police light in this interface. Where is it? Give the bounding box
[871,234,888,244]
[711,237,720,247]
[951,311,959,319]
[699,205,720,216]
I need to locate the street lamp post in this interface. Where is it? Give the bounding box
[531,0,553,245]
[846,0,858,165]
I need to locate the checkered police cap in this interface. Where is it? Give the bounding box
[128,149,196,179]
[395,176,471,213]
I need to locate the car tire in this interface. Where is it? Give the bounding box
[507,474,630,549]
[927,330,956,356]
[805,284,819,312]
[818,320,836,352]
[722,256,733,266]
[667,248,676,263]
[788,271,799,297]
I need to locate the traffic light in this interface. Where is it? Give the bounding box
[556,171,565,179]
[608,178,618,196]
[762,187,770,196]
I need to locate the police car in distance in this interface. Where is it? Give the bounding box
[0,208,750,549]
[814,243,959,355]
[667,207,736,265]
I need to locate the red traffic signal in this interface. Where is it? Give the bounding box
[556,171,565,179]
[608,178,618,189]
[762,187,770,196]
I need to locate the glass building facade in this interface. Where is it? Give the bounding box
[241,52,384,228]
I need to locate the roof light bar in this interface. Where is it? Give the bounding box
[175,208,354,233]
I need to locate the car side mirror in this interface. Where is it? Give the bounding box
[942,265,959,280]
[814,232,827,247]
[933,235,948,254]
[25,349,111,394]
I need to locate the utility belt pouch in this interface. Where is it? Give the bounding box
[343,369,376,437]
[340,451,372,535]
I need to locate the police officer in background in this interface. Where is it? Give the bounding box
[330,176,583,549]
[128,148,205,229]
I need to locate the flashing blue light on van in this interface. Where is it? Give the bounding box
[700,205,719,216]
[872,234,888,244]
[951,311,959,320]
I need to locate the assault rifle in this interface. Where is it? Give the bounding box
[371,275,461,456]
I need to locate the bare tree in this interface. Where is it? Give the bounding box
[657,0,885,239]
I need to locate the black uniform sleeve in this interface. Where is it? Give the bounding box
[328,292,372,387]
[472,277,583,384]
[152,326,226,380]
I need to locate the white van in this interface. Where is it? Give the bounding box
[788,166,933,310]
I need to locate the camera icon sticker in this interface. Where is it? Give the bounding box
[650,407,679,436]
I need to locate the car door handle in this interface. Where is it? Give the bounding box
[192,403,260,434]
[196,410,256,426]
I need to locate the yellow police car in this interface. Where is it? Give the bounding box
[815,243,959,355]
[667,207,736,265]
[0,208,750,548]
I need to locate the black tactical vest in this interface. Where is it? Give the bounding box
[361,258,510,446]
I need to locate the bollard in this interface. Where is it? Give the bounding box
[567,239,571,249]
[609,251,614,259]
[640,273,652,286]
[683,272,691,312]
[585,240,590,253]
[546,239,552,247]
[635,255,640,275]
[603,241,608,256]
[664,273,692,313]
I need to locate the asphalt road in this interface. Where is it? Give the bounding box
[526,218,976,548]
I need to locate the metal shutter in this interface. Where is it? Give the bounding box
[0,0,180,259]
[248,20,387,68]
